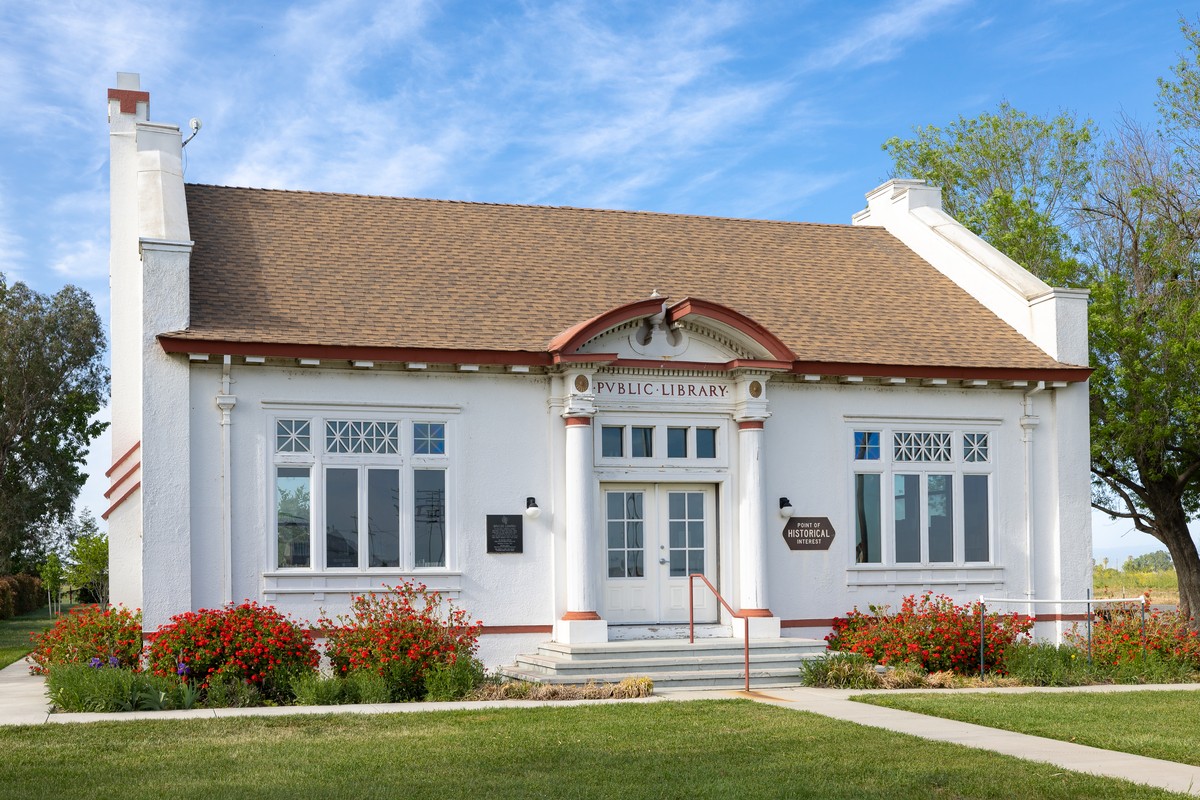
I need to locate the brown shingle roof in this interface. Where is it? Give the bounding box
[176,184,1069,371]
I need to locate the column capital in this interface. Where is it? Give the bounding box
[562,370,598,418]
[733,373,771,422]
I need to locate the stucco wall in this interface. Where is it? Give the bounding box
[164,359,1091,665]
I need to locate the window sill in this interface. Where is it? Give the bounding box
[846,564,1003,589]
[263,571,463,598]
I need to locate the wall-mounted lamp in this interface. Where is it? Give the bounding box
[779,497,793,518]
[524,497,542,520]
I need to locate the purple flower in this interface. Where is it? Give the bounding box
[108,656,120,668]
[176,662,190,677]
[88,657,103,669]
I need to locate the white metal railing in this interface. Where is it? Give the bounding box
[976,593,1149,677]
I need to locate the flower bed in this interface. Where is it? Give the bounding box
[147,601,318,702]
[1066,601,1200,668]
[27,604,143,675]
[319,582,483,702]
[825,592,1032,674]
[28,581,498,711]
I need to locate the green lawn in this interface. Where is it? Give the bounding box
[0,605,58,670]
[856,690,1200,767]
[0,700,1188,799]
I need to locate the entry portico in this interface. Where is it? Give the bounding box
[551,298,786,642]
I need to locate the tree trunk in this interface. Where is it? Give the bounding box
[1145,485,1200,629]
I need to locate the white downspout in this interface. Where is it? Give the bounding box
[1021,381,1045,603]
[216,356,237,604]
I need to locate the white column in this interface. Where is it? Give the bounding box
[737,420,770,612]
[555,373,607,644]
[563,417,598,617]
[734,375,780,639]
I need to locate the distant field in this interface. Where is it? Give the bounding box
[1094,568,1179,607]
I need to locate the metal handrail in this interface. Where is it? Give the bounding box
[977,593,1150,678]
[688,573,752,692]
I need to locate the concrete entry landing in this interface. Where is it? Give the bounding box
[499,636,827,690]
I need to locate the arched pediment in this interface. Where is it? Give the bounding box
[549,297,796,365]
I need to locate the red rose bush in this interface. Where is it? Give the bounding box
[319,581,483,701]
[826,592,1032,674]
[147,601,318,701]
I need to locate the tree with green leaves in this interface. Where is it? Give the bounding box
[1123,551,1174,573]
[66,529,108,605]
[0,276,108,575]
[1083,20,1200,624]
[882,20,1200,626]
[883,101,1094,286]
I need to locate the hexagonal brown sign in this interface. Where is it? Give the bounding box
[781,517,836,550]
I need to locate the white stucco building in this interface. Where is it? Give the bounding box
[105,75,1092,669]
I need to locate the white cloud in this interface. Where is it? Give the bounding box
[0,1,192,136]
[802,0,967,72]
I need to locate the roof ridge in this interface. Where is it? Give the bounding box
[184,183,866,230]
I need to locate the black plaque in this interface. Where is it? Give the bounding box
[486,515,524,554]
[782,517,836,551]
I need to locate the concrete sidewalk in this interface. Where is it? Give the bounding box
[4,657,1200,796]
[740,685,1200,797]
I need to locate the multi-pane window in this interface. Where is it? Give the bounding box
[414,423,446,455]
[598,423,721,463]
[667,491,706,578]
[272,415,450,572]
[853,429,991,566]
[325,420,399,454]
[606,491,645,578]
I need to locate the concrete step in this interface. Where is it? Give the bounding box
[500,663,823,689]
[513,652,817,676]
[497,636,828,690]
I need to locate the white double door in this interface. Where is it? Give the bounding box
[601,483,718,624]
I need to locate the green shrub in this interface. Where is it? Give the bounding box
[799,652,882,689]
[290,673,349,706]
[319,581,482,702]
[346,670,391,704]
[424,656,487,701]
[1104,650,1199,684]
[203,674,264,708]
[27,605,143,675]
[46,663,196,713]
[0,574,43,620]
[1003,641,1094,686]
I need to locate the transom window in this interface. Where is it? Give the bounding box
[276,419,311,454]
[325,420,399,455]
[893,431,952,462]
[599,422,723,465]
[271,414,451,572]
[852,427,992,566]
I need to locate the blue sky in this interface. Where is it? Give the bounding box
[0,0,1192,564]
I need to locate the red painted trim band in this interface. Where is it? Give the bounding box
[564,416,592,426]
[108,88,149,115]
[478,625,554,635]
[739,608,773,617]
[158,337,553,366]
[159,336,1091,383]
[790,361,1092,383]
[106,441,142,477]
[738,420,764,430]
[101,481,141,521]
[104,461,141,499]
[781,618,836,628]
[561,610,601,621]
